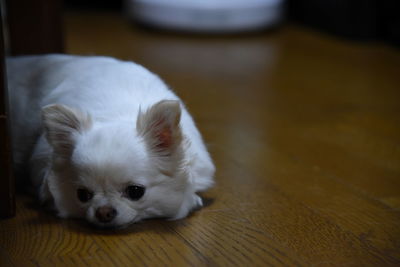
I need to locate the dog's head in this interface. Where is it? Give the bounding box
[41,100,201,228]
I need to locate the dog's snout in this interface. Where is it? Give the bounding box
[95,206,117,223]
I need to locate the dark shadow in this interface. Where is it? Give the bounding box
[201,196,215,208]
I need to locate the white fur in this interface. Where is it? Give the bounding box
[7,55,215,228]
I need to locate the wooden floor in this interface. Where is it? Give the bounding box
[1,11,400,266]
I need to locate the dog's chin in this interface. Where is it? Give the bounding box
[89,221,133,230]
[86,216,137,230]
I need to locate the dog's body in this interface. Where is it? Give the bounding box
[8,55,214,228]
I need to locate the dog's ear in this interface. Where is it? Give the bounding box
[137,100,182,158]
[42,104,92,157]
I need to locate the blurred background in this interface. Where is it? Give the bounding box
[2,0,400,58]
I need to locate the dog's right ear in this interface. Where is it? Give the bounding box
[42,104,92,157]
[136,100,182,157]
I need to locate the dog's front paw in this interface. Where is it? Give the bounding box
[39,177,55,209]
[56,210,70,218]
[195,194,203,208]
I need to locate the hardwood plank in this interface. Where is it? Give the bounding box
[1,11,399,266]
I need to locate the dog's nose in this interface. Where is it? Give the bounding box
[95,206,117,223]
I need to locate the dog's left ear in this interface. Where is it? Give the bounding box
[42,104,92,157]
[137,100,183,158]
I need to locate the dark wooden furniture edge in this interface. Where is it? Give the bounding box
[0,7,15,218]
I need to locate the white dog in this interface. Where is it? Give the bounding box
[7,55,215,228]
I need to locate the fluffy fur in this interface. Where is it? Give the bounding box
[7,55,215,228]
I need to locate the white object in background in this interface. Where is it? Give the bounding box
[125,0,284,33]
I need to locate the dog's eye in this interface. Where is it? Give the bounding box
[125,185,145,200]
[77,188,93,203]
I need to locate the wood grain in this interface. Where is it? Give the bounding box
[1,11,400,266]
